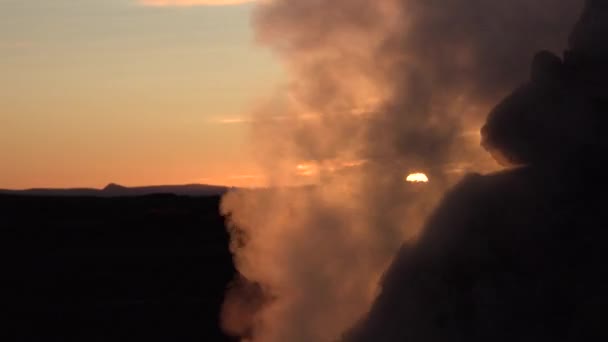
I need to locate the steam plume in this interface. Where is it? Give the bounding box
[220,1,582,341]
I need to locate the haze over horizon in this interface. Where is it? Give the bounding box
[1,0,279,189]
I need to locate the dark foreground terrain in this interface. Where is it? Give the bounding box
[1,194,236,341]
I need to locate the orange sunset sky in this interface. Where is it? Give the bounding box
[1,0,278,189]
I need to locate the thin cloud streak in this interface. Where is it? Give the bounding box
[210,117,253,125]
[209,113,319,125]
[139,0,257,7]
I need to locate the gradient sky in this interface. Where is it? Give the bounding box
[0,0,281,189]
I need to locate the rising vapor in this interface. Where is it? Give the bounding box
[220,1,582,341]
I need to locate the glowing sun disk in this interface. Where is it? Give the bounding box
[406,173,429,183]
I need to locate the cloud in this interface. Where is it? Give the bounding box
[209,117,253,125]
[0,41,33,49]
[209,114,318,125]
[138,0,256,7]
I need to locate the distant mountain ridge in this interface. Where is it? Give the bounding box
[0,183,230,197]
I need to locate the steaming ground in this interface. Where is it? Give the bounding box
[220,1,583,341]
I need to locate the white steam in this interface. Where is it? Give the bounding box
[220,1,581,341]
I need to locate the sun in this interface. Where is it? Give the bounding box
[406,173,429,183]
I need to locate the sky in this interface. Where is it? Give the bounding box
[0,0,280,189]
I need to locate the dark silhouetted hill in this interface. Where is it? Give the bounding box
[1,193,237,342]
[346,162,608,341]
[0,183,230,197]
